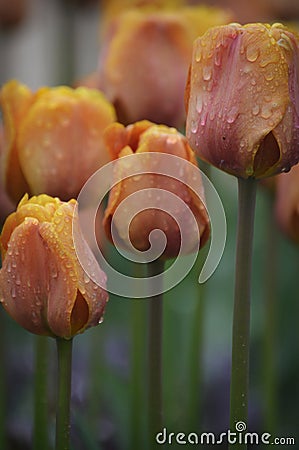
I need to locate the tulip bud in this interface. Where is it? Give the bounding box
[103,120,210,259]
[186,23,299,179]
[0,80,116,203]
[0,194,108,339]
[275,165,299,244]
[97,6,233,128]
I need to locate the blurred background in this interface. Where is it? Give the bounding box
[1,0,299,449]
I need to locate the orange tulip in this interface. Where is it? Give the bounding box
[275,165,299,244]
[0,125,14,225]
[0,194,108,338]
[0,80,116,203]
[103,120,210,259]
[186,23,299,179]
[97,5,233,127]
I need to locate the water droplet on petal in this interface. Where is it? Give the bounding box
[190,120,198,134]
[195,47,202,62]
[227,106,239,123]
[214,49,221,67]
[261,105,272,119]
[252,105,260,116]
[11,285,16,299]
[200,113,207,126]
[246,46,259,62]
[203,66,212,81]
[98,317,104,324]
[196,96,203,114]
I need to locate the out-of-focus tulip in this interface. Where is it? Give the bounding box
[0,126,14,225]
[96,6,233,128]
[0,80,116,203]
[0,187,14,227]
[0,194,108,338]
[0,0,27,27]
[275,165,299,244]
[103,120,210,259]
[185,23,299,179]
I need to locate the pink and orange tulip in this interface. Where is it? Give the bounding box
[97,5,233,128]
[0,80,116,202]
[0,194,108,338]
[103,120,210,258]
[186,23,299,179]
[275,165,299,244]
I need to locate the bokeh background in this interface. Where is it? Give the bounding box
[1,0,299,449]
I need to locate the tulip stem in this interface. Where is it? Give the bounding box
[263,192,278,434]
[131,264,147,447]
[55,337,73,450]
[33,336,49,450]
[147,259,164,448]
[0,309,7,450]
[229,177,257,450]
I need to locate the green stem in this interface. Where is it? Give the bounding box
[147,260,164,448]
[229,178,257,450]
[55,338,73,450]
[130,297,146,447]
[263,192,278,434]
[188,281,205,431]
[33,336,49,450]
[0,309,6,450]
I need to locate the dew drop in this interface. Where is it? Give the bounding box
[227,106,239,123]
[196,96,203,113]
[246,46,259,62]
[11,285,16,299]
[214,49,221,67]
[200,113,207,126]
[252,105,260,116]
[203,66,212,81]
[7,261,11,273]
[98,317,104,324]
[190,119,198,134]
[264,72,274,81]
[261,105,272,119]
[195,47,202,62]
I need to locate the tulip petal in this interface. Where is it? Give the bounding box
[0,218,54,336]
[72,205,109,329]
[100,10,191,126]
[103,122,210,257]
[0,80,33,202]
[17,86,116,200]
[186,23,292,178]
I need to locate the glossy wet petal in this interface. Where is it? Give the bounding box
[186,23,299,178]
[17,86,116,200]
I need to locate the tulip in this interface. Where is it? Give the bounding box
[103,120,210,259]
[275,165,299,244]
[97,6,233,128]
[0,126,14,225]
[0,80,116,203]
[0,0,27,27]
[0,194,108,339]
[186,22,299,179]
